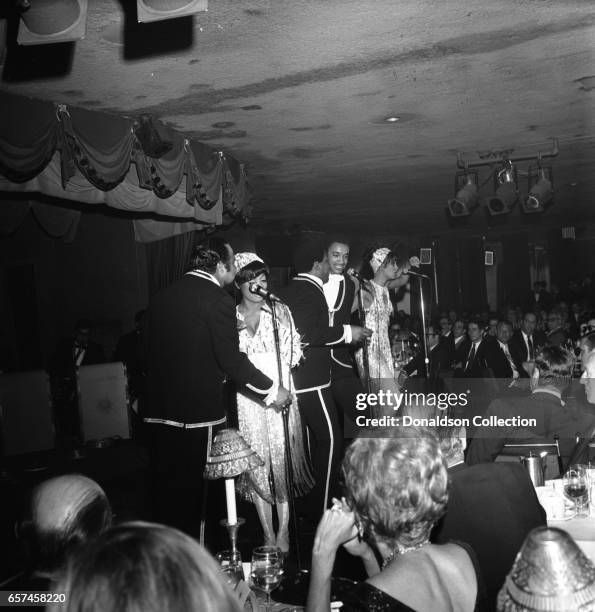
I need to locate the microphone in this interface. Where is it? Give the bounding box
[403,268,430,279]
[249,283,284,303]
[347,269,368,283]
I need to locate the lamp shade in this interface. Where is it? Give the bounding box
[204,428,264,480]
[497,527,595,611]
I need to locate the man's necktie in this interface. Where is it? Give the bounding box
[465,344,476,372]
[528,336,534,360]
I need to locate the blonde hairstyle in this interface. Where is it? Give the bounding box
[49,522,241,612]
[343,433,448,550]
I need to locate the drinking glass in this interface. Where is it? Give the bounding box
[216,549,244,589]
[251,546,283,612]
[564,466,589,517]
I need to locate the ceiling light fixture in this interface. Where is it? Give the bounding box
[523,165,553,213]
[487,161,518,216]
[137,0,208,24]
[385,116,400,123]
[17,0,87,45]
[447,171,479,217]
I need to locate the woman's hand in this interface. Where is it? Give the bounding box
[312,503,357,559]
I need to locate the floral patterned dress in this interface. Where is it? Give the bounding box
[236,303,313,504]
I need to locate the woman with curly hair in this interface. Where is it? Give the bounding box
[307,433,485,611]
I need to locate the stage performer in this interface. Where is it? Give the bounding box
[322,236,364,437]
[234,252,313,553]
[141,238,290,544]
[354,246,411,402]
[280,235,371,518]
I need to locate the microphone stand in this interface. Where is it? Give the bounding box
[416,274,430,379]
[269,298,302,569]
[357,280,372,393]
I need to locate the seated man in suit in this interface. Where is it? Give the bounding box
[508,311,547,378]
[402,324,452,381]
[432,427,546,612]
[466,346,595,467]
[6,475,112,594]
[546,309,569,348]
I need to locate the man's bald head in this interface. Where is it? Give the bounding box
[21,474,112,575]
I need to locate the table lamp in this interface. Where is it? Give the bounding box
[498,526,595,611]
[204,428,264,553]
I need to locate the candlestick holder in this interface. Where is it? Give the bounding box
[221,517,246,553]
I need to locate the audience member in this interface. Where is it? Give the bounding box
[49,522,241,612]
[466,346,595,467]
[508,312,547,377]
[306,434,486,612]
[49,318,105,378]
[546,309,568,348]
[7,475,111,591]
[432,427,546,611]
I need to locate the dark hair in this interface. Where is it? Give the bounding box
[50,522,241,612]
[293,235,327,274]
[20,486,112,574]
[75,318,93,331]
[188,237,232,274]
[325,234,351,252]
[534,346,574,391]
[235,260,269,286]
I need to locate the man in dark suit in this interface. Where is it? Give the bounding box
[49,318,105,378]
[454,319,505,379]
[403,324,452,381]
[466,346,595,467]
[546,309,569,348]
[142,238,290,541]
[509,311,547,377]
[451,318,468,366]
[432,430,546,611]
[281,235,371,517]
[322,236,364,437]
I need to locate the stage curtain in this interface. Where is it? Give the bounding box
[0,91,251,237]
[501,232,530,307]
[145,231,195,296]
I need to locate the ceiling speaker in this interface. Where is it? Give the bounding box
[137,0,208,23]
[419,248,432,265]
[17,0,87,46]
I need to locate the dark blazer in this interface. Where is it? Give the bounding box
[466,389,595,466]
[328,274,357,374]
[432,462,546,609]
[455,337,507,379]
[49,338,105,377]
[508,329,547,375]
[142,273,272,426]
[404,341,452,379]
[452,334,469,366]
[280,275,346,390]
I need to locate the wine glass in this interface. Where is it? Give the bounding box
[216,549,244,589]
[251,546,283,611]
[564,466,589,517]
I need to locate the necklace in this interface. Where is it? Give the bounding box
[382,540,429,569]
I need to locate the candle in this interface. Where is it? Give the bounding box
[225,478,237,525]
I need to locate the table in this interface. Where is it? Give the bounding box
[549,514,595,562]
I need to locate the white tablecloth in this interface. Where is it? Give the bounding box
[549,515,595,562]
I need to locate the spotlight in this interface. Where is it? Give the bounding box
[447,172,479,217]
[487,162,517,216]
[137,0,207,23]
[17,0,87,45]
[523,166,553,213]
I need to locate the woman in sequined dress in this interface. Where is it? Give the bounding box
[354,247,411,404]
[234,252,313,552]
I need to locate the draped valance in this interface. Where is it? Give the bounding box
[0,91,251,242]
